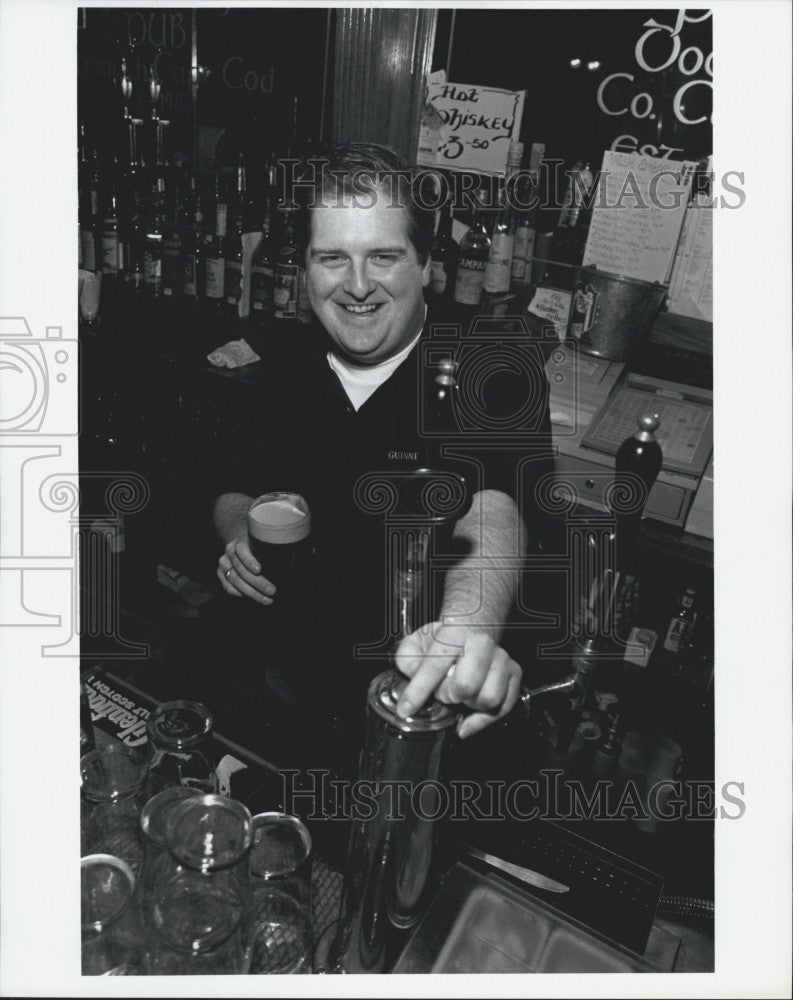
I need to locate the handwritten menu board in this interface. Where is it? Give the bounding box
[666,193,713,321]
[418,78,524,176]
[582,151,697,284]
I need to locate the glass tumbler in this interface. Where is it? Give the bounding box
[81,853,147,975]
[81,743,147,875]
[245,812,313,974]
[147,794,253,974]
[145,700,218,796]
[137,785,203,922]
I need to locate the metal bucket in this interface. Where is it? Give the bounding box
[567,267,667,362]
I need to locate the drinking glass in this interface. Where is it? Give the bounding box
[245,812,313,974]
[81,853,147,975]
[145,700,218,796]
[81,743,147,875]
[147,794,253,974]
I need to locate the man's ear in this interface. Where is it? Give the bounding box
[420,255,432,287]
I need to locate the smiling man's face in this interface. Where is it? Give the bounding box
[306,188,431,366]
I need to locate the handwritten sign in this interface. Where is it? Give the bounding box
[527,286,572,341]
[666,193,713,321]
[582,150,697,283]
[418,80,524,176]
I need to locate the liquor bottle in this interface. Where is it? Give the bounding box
[224,157,247,317]
[122,183,145,295]
[203,171,227,308]
[511,163,538,285]
[483,141,523,296]
[551,161,594,272]
[180,173,202,302]
[613,414,663,576]
[119,121,144,293]
[663,587,697,656]
[79,128,101,273]
[143,170,166,297]
[428,201,458,300]
[272,205,300,321]
[160,168,183,299]
[250,200,275,321]
[453,187,491,307]
[558,161,593,229]
[100,157,123,281]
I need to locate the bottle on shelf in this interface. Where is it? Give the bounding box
[662,587,697,657]
[452,185,491,308]
[511,178,538,286]
[79,126,101,273]
[272,204,300,321]
[160,169,184,299]
[100,156,123,282]
[120,121,144,294]
[549,160,594,276]
[143,169,166,297]
[203,170,227,310]
[483,140,523,297]
[428,199,458,301]
[180,173,202,302]
[250,197,275,322]
[224,156,248,318]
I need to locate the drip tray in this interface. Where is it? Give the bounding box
[392,863,678,974]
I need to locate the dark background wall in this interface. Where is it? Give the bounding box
[434,8,712,166]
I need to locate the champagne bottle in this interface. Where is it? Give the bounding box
[453,187,491,307]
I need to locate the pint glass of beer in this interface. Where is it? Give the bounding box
[247,493,313,608]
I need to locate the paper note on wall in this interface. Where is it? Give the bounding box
[666,194,713,322]
[417,80,525,175]
[582,151,697,284]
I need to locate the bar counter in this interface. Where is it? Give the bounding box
[79,284,715,974]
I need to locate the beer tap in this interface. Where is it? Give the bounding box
[519,413,664,752]
[315,467,469,975]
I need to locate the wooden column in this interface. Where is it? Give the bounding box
[332,8,438,163]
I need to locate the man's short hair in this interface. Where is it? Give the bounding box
[308,141,435,267]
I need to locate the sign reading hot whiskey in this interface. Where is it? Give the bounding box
[418,76,525,176]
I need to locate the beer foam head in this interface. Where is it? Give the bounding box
[248,493,311,544]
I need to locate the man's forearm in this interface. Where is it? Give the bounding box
[438,489,526,642]
[214,492,254,546]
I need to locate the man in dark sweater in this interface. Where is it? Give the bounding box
[213,142,553,740]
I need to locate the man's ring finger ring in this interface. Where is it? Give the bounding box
[225,568,232,580]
